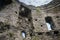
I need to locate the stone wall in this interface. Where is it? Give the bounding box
[0,0,60,40]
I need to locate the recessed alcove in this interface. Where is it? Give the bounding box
[19,5,31,17]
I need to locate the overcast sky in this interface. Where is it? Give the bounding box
[46,23,52,30]
[19,0,52,7]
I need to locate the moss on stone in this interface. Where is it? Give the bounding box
[31,36,40,40]
[36,7,40,13]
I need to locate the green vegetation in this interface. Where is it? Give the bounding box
[31,36,40,40]
[36,7,40,13]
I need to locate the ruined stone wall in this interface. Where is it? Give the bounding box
[0,0,60,40]
[0,0,23,40]
[0,0,34,40]
[31,9,48,32]
[30,6,60,40]
[41,5,60,30]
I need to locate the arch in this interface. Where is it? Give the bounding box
[45,16,55,30]
[21,31,26,38]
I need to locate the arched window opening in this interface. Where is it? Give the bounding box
[46,23,52,30]
[21,31,26,38]
[45,16,55,30]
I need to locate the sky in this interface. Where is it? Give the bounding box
[22,32,26,38]
[19,0,52,7]
[46,23,52,30]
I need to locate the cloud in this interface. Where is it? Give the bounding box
[19,0,52,7]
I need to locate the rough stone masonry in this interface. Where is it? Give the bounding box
[0,0,60,40]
